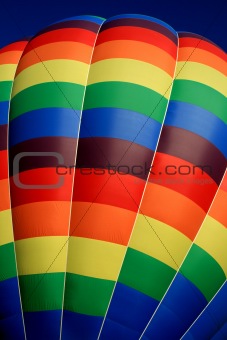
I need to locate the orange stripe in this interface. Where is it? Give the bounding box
[92,40,176,77]
[179,37,226,62]
[96,26,177,59]
[12,201,71,240]
[70,201,137,245]
[140,182,205,240]
[178,47,227,76]
[0,51,23,65]
[220,175,227,192]
[0,179,10,211]
[149,152,217,211]
[16,41,93,75]
[209,189,227,228]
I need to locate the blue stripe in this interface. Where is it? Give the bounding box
[165,101,227,158]
[55,15,105,25]
[184,282,227,340]
[79,108,161,151]
[212,323,227,340]
[23,310,61,339]
[0,277,22,320]
[101,319,140,340]
[9,108,80,147]
[62,311,103,339]
[144,273,207,339]
[0,101,9,125]
[0,277,24,339]
[0,314,25,340]
[104,14,177,36]
[101,282,158,339]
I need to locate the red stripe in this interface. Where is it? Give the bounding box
[10,168,146,213]
[23,28,97,55]
[73,169,146,213]
[179,37,227,62]
[96,26,177,59]
[0,150,8,180]
[10,168,74,208]
[0,41,28,54]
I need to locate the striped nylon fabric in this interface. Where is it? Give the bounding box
[61,14,178,339]
[181,176,227,339]
[0,40,28,339]
[138,34,227,339]
[142,171,227,339]
[96,32,227,339]
[1,14,226,340]
[8,16,104,339]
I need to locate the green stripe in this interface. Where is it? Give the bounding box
[64,273,114,316]
[119,247,176,301]
[84,82,168,123]
[181,244,226,301]
[10,82,85,120]
[0,81,12,102]
[0,242,17,281]
[171,80,227,123]
[19,273,64,311]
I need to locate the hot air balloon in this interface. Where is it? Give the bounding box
[0,14,226,340]
[0,39,29,339]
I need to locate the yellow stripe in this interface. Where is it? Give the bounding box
[67,237,125,281]
[129,214,191,270]
[176,62,227,96]
[15,236,67,275]
[88,59,172,98]
[0,64,17,81]
[0,209,14,246]
[195,216,227,276]
[12,59,89,97]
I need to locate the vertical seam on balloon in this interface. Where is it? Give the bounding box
[96,30,180,340]
[180,280,227,339]
[138,166,227,339]
[58,18,106,340]
[7,49,28,340]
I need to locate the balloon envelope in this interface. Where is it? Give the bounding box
[0,14,226,340]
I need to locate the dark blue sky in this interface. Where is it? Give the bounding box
[0,0,226,51]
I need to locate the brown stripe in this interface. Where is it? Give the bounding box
[9,137,77,176]
[76,137,154,180]
[36,20,100,36]
[0,125,7,151]
[178,32,226,53]
[9,137,154,180]
[178,32,218,45]
[100,18,177,45]
[158,126,226,184]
